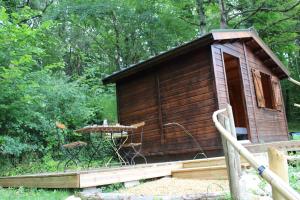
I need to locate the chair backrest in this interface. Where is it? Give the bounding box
[131,121,145,129]
[55,122,67,147]
[130,122,145,142]
[56,122,66,129]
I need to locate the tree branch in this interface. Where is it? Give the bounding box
[18,0,54,24]
[260,14,300,32]
[233,3,265,28]
[177,16,199,27]
[228,0,300,21]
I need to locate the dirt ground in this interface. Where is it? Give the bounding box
[118,177,229,196]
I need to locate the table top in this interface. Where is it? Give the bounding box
[75,124,137,133]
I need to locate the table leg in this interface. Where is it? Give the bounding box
[130,145,147,165]
[110,133,128,166]
[87,133,104,168]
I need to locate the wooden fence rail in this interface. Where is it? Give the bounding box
[212,104,300,200]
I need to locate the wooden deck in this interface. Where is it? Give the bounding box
[0,162,181,188]
[0,140,299,189]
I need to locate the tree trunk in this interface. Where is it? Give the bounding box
[219,0,227,28]
[111,11,122,71]
[196,0,206,36]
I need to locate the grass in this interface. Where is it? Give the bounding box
[0,187,71,200]
[288,152,300,192]
[288,121,300,132]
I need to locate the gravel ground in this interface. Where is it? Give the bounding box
[118,177,229,196]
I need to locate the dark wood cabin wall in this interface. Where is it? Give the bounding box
[117,47,221,156]
[157,47,220,153]
[245,45,288,142]
[211,42,258,143]
[117,72,161,154]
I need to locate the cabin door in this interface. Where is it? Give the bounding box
[223,53,249,141]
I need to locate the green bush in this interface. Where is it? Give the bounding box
[0,69,94,158]
[0,187,70,200]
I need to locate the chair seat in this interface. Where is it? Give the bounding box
[121,143,141,148]
[63,141,87,149]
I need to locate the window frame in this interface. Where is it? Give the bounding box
[260,72,275,109]
[252,69,281,111]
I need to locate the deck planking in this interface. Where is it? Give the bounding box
[0,140,299,189]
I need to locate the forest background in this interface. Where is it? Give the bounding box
[0,0,299,173]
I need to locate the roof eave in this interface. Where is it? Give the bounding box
[212,30,289,79]
[103,29,289,84]
[249,32,289,79]
[102,33,214,84]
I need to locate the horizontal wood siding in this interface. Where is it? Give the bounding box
[158,47,219,153]
[117,72,161,154]
[245,45,288,142]
[212,41,288,143]
[117,47,220,156]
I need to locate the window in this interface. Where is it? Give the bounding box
[252,69,282,110]
[260,72,274,109]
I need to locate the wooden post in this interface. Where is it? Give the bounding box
[268,147,289,200]
[213,108,300,200]
[218,111,241,200]
[226,104,242,176]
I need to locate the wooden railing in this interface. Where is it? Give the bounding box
[212,104,300,200]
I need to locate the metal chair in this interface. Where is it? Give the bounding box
[121,122,147,165]
[55,122,87,171]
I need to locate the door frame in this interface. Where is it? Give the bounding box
[221,49,251,141]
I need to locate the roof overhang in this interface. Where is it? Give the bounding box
[102,29,289,84]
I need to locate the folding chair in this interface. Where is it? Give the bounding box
[55,122,87,171]
[121,122,147,165]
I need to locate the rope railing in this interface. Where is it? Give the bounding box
[212,105,300,200]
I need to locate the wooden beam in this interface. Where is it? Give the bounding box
[0,162,182,189]
[268,147,289,200]
[222,105,241,200]
[155,72,164,145]
[254,48,264,56]
[182,156,250,168]
[245,140,300,153]
[172,165,228,180]
[79,162,181,188]
[0,173,79,188]
[230,38,240,43]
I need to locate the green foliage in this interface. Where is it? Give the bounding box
[0,136,32,157]
[0,187,70,200]
[0,70,95,158]
[0,6,114,164]
[101,183,124,193]
[289,155,300,192]
[288,121,300,132]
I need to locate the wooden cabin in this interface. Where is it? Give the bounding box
[102,29,289,160]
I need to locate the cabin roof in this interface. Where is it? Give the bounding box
[102,29,289,84]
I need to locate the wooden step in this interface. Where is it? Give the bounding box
[182,156,249,168]
[172,163,250,180]
[172,165,228,180]
[182,157,227,168]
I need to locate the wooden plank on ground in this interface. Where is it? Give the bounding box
[0,174,79,188]
[172,165,228,180]
[182,156,251,168]
[79,162,182,188]
[182,157,227,168]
